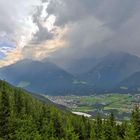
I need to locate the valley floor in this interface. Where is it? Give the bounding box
[45,93,140,120]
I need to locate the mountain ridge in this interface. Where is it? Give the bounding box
[1,52,140,95]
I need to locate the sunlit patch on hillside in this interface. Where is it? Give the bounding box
[17,81,31,88]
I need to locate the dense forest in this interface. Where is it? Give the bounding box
[0,80,140,140]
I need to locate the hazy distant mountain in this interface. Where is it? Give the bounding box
[57,57,98,75]
[80,52,140,92]
[1,52,140,95]
[0,59,79,95]
[113,71,140,93]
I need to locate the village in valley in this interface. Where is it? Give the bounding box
[46,94,140,120]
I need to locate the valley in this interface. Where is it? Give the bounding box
[46,94,140,121]
[1,1,140,139]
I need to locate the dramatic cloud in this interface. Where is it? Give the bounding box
[0,0,60,66]
[45,0,140,67]
[0,0,140,68]
[0,0,40,66]
[31,4,54,44]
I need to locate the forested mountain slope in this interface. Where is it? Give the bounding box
[0,60,77,95]
[0,80,140,140]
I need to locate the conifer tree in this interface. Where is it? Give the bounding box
[131,107,140,140]
[94,113,103,140]
[13,90,23,116]
[0,91,10,139]
[102,113,117,140]
[124,124,136,140]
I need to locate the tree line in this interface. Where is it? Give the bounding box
[0,80,139,140]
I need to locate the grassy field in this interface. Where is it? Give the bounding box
[46,93,140,120]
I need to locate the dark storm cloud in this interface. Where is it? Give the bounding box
[31,4,54,44]
[41,0,49,3]
[33,24,53,44]
[47,0,139,28]
[0,0,140,67]
[45,0,140,66]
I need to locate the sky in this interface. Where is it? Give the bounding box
[0,0,140,67]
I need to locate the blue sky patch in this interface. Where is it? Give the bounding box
[0,42,16,60]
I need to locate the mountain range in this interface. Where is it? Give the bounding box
[81,52,140,93]
[1,52,140,95]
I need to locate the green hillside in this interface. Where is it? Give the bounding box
[0,80,140,140]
